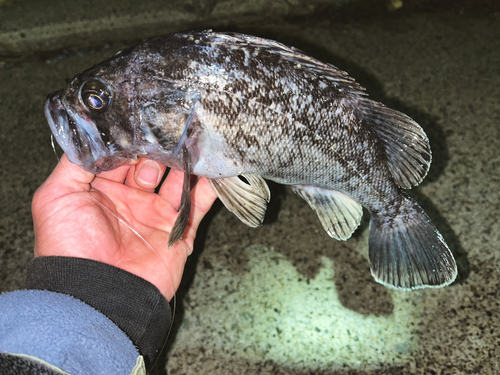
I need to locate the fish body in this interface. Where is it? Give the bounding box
[44,30,457,290]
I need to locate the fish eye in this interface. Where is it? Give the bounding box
[81,80,111,112]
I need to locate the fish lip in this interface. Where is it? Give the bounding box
[44,92,69,149]
[44,91,108,173]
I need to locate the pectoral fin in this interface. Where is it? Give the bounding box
[169,147,192,247]
[291,185,363,240]
[207,174,270,227]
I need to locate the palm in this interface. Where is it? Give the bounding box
[32,155,217,300]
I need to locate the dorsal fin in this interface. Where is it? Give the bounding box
[209,31,367,96]
[361,99,431,189]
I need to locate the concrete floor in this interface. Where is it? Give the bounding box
[1,1,499,374]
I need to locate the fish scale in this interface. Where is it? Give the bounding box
[44,30,456,291]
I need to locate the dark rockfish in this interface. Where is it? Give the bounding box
[44,30,457,290]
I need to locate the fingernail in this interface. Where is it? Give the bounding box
[137,160,160,186]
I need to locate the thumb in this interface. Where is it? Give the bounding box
[32,154,95,212]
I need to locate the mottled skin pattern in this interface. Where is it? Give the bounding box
[44,30,457,290]
[137,32,399,216]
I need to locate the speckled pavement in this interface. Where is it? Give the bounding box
[1,1,499,374]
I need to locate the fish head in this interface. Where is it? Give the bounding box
[44,51,194,173]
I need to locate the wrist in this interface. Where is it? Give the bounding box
[25,256,171,367]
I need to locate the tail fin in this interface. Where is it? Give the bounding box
[369,195,457,290]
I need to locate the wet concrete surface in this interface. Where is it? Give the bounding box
[0,0,341,57]
[1,1,500,374]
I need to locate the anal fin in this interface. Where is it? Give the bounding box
[291,185,363,241]
[207,174,270,227]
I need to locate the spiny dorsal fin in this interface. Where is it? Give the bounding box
[361,99,431,189]
[207,175,270,227]
[210,31,366,96]
[291,185,363,241]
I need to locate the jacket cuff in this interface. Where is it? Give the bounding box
[24,256,171,367]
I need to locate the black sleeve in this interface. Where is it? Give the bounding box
[24,256,171,367]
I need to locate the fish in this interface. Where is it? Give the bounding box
[44,30,457,290]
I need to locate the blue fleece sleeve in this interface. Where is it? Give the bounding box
[0,289,139,375]
[24,256,171,365]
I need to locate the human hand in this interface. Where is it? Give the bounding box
[32,154,217,300]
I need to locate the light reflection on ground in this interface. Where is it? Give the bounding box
[176,244,421,369]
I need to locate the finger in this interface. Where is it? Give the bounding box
[31,154,96,223]
[156,172,217,235]
[185,177,218,235]
[157,169,186,210]
[97,164,132,184]
[117,172,215,238]
[125,159,166,192]
[154,175,218,249]
[35,154,94,199]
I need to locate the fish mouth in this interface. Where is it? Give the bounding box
[44,91,128,173]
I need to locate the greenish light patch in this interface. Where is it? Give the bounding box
[176,245,421,369]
